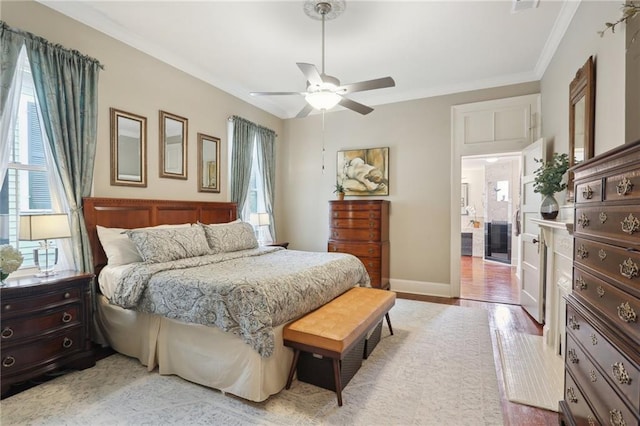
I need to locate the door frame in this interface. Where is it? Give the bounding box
[450,94,540,298]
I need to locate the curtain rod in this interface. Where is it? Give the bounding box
[227,115,277,137]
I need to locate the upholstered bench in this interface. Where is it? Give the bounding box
[283,287,395,406]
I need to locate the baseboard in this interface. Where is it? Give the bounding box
[390,278,452,298]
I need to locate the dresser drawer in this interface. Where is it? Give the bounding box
[564,369,600,426]
[575,179,603,204]
[2,287,83,316]
[605,170,640,202]
[566,302,640,412]
[330,217,381,230]
[574,238,640,295]
[573,267,640,345]
[330,209,381,220]
[328,242,381,257]
[358,257,381,274]
[329,228,381,242]
[1,305,82,343]
[566,333,639,417]
[574,206,640,247]
[1,326,84,375]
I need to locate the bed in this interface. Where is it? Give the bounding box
[83,197,369,402]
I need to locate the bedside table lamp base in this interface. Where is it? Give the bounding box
[34,241,59,277]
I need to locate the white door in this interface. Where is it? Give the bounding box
[519,138,546,323]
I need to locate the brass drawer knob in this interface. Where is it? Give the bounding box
[64,292,71,299]
[597,286,605,297]
[2,356,15,368]
[588,415,596,426]
[576,276,587,290]
[567,348,579,364]
[591,333,598,346]
[621,213,640,235]
[567,387,578,403]
[3,304,10,311]
[576,245,588,259]
[62,337,73,349]
[1,327,13,339]
[62,312,73,323]
[577,213,590,228]
[589,370,597,382]
[616,301,637,323]
[619,258,639,279]
[612,362,631,385]
[599,212,608,223]
[582,185,593,199]
[568,315,580,330]
[609,409,626,426]
[599,249,607,261]
[616,177,633,196]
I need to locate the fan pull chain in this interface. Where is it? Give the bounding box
[321,110,326,174]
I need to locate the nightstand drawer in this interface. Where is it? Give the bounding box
[1,327,84,375]
[1,305,82,343]
[2,287,82,316]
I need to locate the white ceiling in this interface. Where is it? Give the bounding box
[39,0,579,119]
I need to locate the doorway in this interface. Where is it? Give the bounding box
[460,154,520,304]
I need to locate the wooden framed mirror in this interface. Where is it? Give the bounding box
[197,133,221,193]
[567,56,595,201]
[110,108,147,187]
[159,110,188,179]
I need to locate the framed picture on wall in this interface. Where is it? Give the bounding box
[337,147,389,196]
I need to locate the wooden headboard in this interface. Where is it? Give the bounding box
[83,197,237,274]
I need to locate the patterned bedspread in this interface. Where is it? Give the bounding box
[110,247,370,357]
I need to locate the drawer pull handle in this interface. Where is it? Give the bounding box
[3,304,10,311]
[62,312,73,323]
[577,213,590,228]
[599,212,608,223]
[2,356,15,368]
[609,409,626,426]
[582,185,593,199]
[332,247,338,252]
[369,222,375,228]
[598,249,607,261]
[616,301,637,323]
[576,276,587,290]
[621,213,640,235]
[612,362,631,385]
[369,233,374,239]
[597,286,605,297]
[568,315,580,330]
[567,348,579,364]
[368,248,374,254]
[64,292,71,299]
[589,370,597,382]
[619,258,639,279]
[616,177,633,196]
[566,387,578,403]
[62,337,73,348]
[576,245,588,259]
[1,327,14,339]
[588,415,596,426]
[591,333,598,345]
[333,232,338,238]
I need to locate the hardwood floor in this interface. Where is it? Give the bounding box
[460,256,519,305]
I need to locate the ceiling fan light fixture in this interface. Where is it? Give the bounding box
[305,91,341,110]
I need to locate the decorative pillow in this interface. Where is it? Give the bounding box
[125,226,211,263]
[200,221,258,254]
[97,224,190,266]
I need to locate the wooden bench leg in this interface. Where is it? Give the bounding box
[285,349,300,390]
[332,358,343,407]
[385,312,394,335]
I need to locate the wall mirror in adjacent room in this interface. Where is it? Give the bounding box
[568,55,595,201]
[110,108,147,187]
[197,133,221,193]
[160,110,188,179]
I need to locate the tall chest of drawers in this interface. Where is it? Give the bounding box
[560,140,640,426]
[1,271,95,397]
[328,200,390,290]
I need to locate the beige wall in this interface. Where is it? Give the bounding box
[541,1,626,158]
[2,0,284,204]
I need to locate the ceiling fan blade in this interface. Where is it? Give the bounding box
[295,103,314,119]
[250,91,304,96]
[339,77,395,94]
[297,63,323,86]
[338,97,374,115]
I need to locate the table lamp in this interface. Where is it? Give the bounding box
[249,212,270,244]
[19,213,71,277]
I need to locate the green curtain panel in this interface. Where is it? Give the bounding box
[256,126,277,240]
[230,116,257,216]
[0,21,25,114]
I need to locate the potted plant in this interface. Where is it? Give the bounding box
[465,205,480,228]
[533,152,570,219]
[333,182,345,201]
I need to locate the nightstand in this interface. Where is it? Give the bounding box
[1,271,96,397]
[267,242,289,249]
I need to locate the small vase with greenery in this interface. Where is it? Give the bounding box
[333,182,345,200]
[533,153,570,219]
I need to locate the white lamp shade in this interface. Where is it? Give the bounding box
[249,212,270,227]
[305,91,341,110]
[19,213,72,241]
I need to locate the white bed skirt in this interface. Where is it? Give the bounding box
[96,294,293,402]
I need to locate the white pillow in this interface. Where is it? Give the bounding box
[96,223,191,266]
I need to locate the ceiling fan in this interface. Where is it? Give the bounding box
[250,0,395,118]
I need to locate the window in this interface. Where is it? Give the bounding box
[1,48,67,269]
[242,142,272,245]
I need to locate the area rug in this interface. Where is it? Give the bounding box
[1,299,503,425]
[496,330,564,412]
